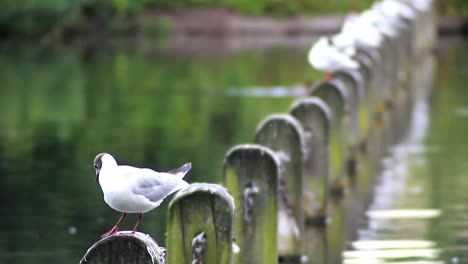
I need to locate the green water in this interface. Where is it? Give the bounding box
[0,37,467,263]
[0,42,315,263]
[343,38,468,264]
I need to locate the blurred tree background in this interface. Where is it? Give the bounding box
[0,0,465,38]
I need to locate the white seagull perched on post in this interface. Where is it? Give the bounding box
[94,152,191,237]
[307,36,359,80]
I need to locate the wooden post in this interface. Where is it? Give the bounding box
[310,80,349,194]
[166,183,235,264]
[224,144,279,264]
[289,97,331,225]
[353,48,373,87]
[332,69,367,179]
[302,227,328,264]
[80,232,165,264]
[378,34,396,106]
[332,69,366,146]
[255,114,304,260]
[354,46,384,126]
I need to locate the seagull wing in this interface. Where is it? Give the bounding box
[167,162,192,178]
[130,168,189,204]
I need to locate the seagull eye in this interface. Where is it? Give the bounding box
[94,163,99,169]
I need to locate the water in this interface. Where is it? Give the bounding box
[0,37,467,263]
[343,38,468,264]
[0,41,312,263]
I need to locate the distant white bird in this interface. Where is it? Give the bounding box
[307,36,359,80]
[408,0,432,12]
[359,9,399,38]
[381,0,417,20]
[94,153,191,237]
[336,15,383,48]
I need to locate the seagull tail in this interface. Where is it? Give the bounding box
[168,162,192,178]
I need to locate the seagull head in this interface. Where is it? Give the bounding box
[93,152,117,183]
[94,153,105,182]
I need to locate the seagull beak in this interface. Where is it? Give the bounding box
[95,169,100,183]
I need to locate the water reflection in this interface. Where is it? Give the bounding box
[340,49,439,264]
[366,209,442,219]
[0,38,468,264]
[341,38,468,264]
[0,43,314,263]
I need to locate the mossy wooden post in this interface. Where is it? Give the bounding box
[289,97,331,225]
[224,144,279,264]
[80,232,165,264]
[332,69,368,183]
[332,69,368,149]
[378,34,397,106]
[255,114,304,260]
[303,227,328,264]
[354,47,374,88]
[355,46,384,125]
[309,80,349,194]
[166,183,234,264]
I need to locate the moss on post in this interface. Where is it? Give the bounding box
[289,97,331,225]
[332,69,367,146]
[332,69,368,179]
[255,114,304,259]
[310,80,349,194]
[166,183,234,264]
[224,144,279,264]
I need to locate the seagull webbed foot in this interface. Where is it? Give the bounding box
[100,226,118,238]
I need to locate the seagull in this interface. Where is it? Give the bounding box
[93,152,191,238]
[381,0,417,20]
[340,14,383,48]
[307,36,359,80]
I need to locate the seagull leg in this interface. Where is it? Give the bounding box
[101,213,127,238]
[131,214,144,234]
[325,72,332,81]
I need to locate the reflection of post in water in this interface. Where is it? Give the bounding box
[166,183,235,264]
[224,144,279,264]
[254,114,305,261]
[289,97,331,226]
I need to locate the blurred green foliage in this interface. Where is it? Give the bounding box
[0,0,78,35]
[2,0,467,37]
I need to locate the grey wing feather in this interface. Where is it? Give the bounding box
[167,162,192,177]
[131,169,188,203]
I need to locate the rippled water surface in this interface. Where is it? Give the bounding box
[343,38,468,264]
[0,37,467,263]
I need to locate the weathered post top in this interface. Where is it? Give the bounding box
[224,144,279,264]
[80,231,165,264]
[255,113,305,260]
[310,80,350,194]
[166,183,235,264]
[309,79,349,127]
[289,97,331,225]
[332,69,364,100]
[332,69,372,165]
[289,97,331,144]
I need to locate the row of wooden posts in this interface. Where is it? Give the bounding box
[80,3,437,264]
